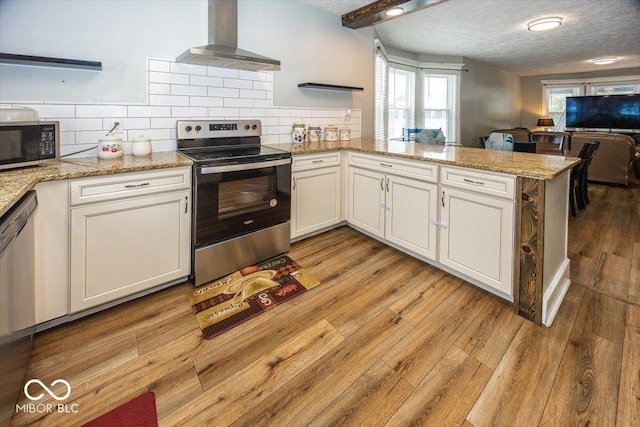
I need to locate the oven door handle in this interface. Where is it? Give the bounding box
[198,158,291,174]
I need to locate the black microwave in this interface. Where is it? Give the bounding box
[0,121,59,170]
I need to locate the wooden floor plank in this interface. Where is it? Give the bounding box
[466,283,585,427]
[616,304,640,426]
[382,285,490,387]
[539,290,626,426]
[455,296,525,369]
[307,360,414,427]
[628,243,640,304]
[385,346,492,427]
[160,319,344,426]
[229,310,413,427]
[588,252,631,300]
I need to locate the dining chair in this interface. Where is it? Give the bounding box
[569,141,598,216]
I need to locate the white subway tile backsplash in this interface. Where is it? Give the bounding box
[22,104,75,119]
[224,98,253,108]
[151,117,185,128]
[224,78,252,89]
[264,125,290,135]
[121,118,151,130]
[76,105,127,118]
[60,143,100,158]
[239,108,267,117]
[148,60,170,72]
[149,71,189,85]
[266,109,291,117]
[208,87,239,98]
[238,70,268,81]
[149,83,171,95]
[170,62,207,76]
[128,106,172,117]
[133,128,171,141]
[259,117,280,126]
[151,139,177,152]
[57,118,102,132]
[149,94,190,106]
[190,96,223,107]
[261,134,279,144]
[171,85,207,96]
[59,131,76,145]
[253,81,272,91]
[190,75,224,87]
[253,99,273,108]
[208,107,240,117]
[239,89,266,99]
[76,130,114,145]
[208,67,239,79]
[171,106,208,117]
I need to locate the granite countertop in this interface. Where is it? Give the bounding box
[268,138,581,180]
[0,151,192,217]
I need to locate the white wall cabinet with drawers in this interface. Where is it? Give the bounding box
[291,153,342,240]
[69,167,191,313]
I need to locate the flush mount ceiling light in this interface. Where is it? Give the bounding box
[592,57,617,65]
[386,7,404,17]
[527,17,562,31]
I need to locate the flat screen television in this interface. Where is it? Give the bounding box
[565,94,640,131]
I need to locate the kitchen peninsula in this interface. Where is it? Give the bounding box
[269,138,580,327]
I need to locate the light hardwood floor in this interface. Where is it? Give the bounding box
[11,179,640,426]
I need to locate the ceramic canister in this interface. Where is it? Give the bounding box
[324,125,339,142]
[291,122,306,143]
[308,125,321,143]
[97,135,124,159]
[132,136,152,157]
[339,128,351,141]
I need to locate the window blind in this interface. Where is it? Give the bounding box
[375,48,388,141]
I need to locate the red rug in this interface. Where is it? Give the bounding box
[82,391,157,427]
[187,255,321,340]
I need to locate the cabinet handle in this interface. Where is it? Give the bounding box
[380,177,384,190]
[185,196,188,213]
[379,163,393,168]
[292,177,296,190]
[386,177,389,192]
[463,178,485,186]
[124,182,150,188]
[441,191,445,208]
[312,159,324,164]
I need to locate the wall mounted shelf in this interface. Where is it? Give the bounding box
[298,83,363,92]
[0,53,102,71]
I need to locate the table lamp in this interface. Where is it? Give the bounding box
[537,118,555,131]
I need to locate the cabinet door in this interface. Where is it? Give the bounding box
[439,187,514,296]
[70,191,190,312]
[385,175,438,260]
[291,166,341,239]
[348,167,385,239]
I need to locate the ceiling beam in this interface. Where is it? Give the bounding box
[342,0,448,29]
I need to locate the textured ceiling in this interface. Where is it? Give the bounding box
[301,0,640,76]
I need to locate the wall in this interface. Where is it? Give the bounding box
[0,0,374,139]
[459,58,521,147]
[521,67,640,129]
[1,59,361,157]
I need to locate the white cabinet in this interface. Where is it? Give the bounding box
[69,168,191,313]
[34,180,70,324]
[439,167,515,297]
[348,165,438,260]
[291,153,342,239]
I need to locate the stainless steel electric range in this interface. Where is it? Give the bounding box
[177,119,291,286]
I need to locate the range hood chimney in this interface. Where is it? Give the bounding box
[176,0,280,71]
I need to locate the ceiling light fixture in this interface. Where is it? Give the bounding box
[386,7,404,17]
[592,57,617,65]
[527,17,562,32]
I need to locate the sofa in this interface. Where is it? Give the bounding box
[570,132,636,185]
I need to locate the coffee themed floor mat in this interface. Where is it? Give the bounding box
[186,255,321,340]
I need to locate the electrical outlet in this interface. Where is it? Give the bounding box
[344,109,352,121]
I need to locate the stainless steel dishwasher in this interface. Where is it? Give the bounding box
[0,190,37,426]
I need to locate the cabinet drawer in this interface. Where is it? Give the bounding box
[348,152,437,183]
[70,167,191,206]
[440,166,515,199]
[292,152,341,171]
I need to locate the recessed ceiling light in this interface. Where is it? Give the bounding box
[527,17,563,32]
[386,7,404,17]
[592,57,617,65]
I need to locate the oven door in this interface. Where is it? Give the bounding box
[195,158,291,246]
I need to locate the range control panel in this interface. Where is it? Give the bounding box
[177,120,262,140]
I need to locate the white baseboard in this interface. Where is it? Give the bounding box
[542,258,571,327]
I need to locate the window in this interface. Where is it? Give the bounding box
[542,85,581,130]
[588,81,639,95]
[374,41,461,142]
[424,73,458,141]
[388,67,415,139]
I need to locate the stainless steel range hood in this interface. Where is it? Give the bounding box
[176,0,280,71]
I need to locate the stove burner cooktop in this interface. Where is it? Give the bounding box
[180,145,289,164]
